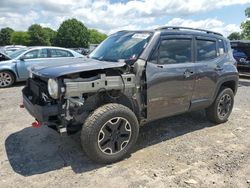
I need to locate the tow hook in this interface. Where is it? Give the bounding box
[32,121,42,128]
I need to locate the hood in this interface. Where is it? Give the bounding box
[31,57,126,78]
[0,59,15,64]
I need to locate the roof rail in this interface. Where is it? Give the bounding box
[156,26,223,36]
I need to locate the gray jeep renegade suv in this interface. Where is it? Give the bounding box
[22,26,238,164]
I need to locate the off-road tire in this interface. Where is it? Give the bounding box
[206,87,234,124]
[81,103,139,164]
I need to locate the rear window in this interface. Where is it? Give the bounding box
[196,40,217,61]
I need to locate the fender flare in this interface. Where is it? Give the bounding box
[212,74,239,102]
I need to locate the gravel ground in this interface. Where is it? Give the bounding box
[0,78,250,188]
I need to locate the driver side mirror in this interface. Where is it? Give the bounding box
[19,56,25,61]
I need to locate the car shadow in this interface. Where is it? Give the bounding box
[13,81,26,88]
[5,110,215,176]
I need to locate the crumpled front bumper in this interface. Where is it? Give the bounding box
[22,87,59,122]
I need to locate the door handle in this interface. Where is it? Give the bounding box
[183,70,194,78]
[157,65,163,68]
[215,66,223,71]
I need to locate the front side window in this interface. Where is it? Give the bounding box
[151,38,192,64]
[23,50,39,59]
[196,40,217,61]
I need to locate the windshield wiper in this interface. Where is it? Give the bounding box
[91,56,118,62]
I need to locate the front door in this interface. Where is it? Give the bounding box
[146,36,196,121]
[17,49,49,79]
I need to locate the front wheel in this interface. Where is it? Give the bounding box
[0,71,15,88]
[206,87,234,124]
[81,103,139,164]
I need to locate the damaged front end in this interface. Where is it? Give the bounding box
[22,68,138,135]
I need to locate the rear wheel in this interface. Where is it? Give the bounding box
[206,87,234,123]
[0,71,15,88]
[81,103,139,164]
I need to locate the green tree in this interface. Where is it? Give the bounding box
[28,24,50,46]
[241,20,250,39]
[227,32,242,40]
[245,7,250,18]
[55,18,89,48]
[11,31,30,45]
[88,29,107,44]
[0,27,14,45]
[43,27,57,46]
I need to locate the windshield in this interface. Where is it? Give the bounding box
[9,48,28,59]
[89,31,152,62]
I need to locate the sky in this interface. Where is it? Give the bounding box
[0,0,250,36]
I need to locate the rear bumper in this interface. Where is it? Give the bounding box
[22,87,59,122]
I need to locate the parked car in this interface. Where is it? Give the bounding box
[0,50,11,61]
[2,45,26,55]
[89,44,98,53]
[22,27,238,164]
[70,48,89,55]
[231,40,250,71]
[0,46,84,88]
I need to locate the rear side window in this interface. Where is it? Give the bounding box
[38,49,48,58]
[49,49,73,58]
[151,38,192,64]
[196,40,217,61]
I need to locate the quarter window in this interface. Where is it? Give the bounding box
[196,40,217,61]
[218,39,225,55]
[151,39,192,64]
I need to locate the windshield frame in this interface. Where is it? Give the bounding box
[89,31,153,63]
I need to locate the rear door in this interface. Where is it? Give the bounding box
[146,36,196,121]
[45,48,76,64]
[191,37,222,105]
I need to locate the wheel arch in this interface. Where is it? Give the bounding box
[212,74,239,102]
[0,69,17,81]
[98,92,140,118]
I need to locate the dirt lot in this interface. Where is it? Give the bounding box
[0,78,250,188]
